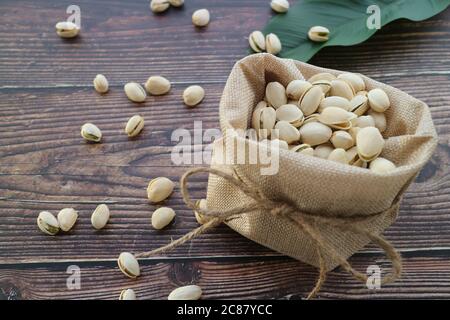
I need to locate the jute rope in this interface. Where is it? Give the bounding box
[135,167,402,299]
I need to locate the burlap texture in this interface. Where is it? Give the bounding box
[206,53,438,271]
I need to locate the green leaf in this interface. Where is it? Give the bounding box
[262,0,450,62]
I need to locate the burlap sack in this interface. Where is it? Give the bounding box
[206,53,438,271]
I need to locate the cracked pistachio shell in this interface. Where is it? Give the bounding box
[286,80,312,101]
[356,127,385,162]
[266,33,282,55]
[183,85,205,107]
[350,95,369,116]
[271,0,290,13]
[37,211,59,235]
[311,80,331,95]
[169,0,184,7]
[330,79,355,100]
[346,146,358,163]
[353,115,375,128]
[303,113,319,125]
[314,143,334,159]
[318,107,353,125]
[328,148,348,164]
[145,76,171,95]
[57,208,78,232]
[308,72,336,83]
[254,106,276,139]
[249,31,266,53]
[91,204,110,230]
[369,157,396,174]
[125,115,145,137]
[192,9,210,27]
[318,96,351,113]
[330,131,354,150]
[150,0,170,13]
[194,199,211,225]
[276,104,304,127]
[151,207,176,230]
[299,121,332,146]
[118,252,140,278]
[308,26,330,42]
[168,285,202,300]
[251,101,268,129]
[274,121,300,144]
[147,177,175,203]
[265,82,287,108]
[299,85,324,116]
[368,88,390,112]
[124,82,146,103]
[290,143,314,156]
[119,289,136,300]
[93,74,109,94]
[81,123,102,142]
[368,109,387,133]
[337,73,365,92]
[55,21,79,38]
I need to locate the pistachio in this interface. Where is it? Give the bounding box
[356,127,385,162]
[168,0,184,7]
[286,80,312,101]
[57,208,78,232]
[150,0,170,13]
[91,204,110,230]
[318,107,353,129]
[368,109,387,132]
[151,207,176,230]
[124,82,146,103]
[168,285,202,300]
[125,115,145,137]
[265,82,287,109]
[265,33,282,55]
[356,90,368,96]
[308,26,330,42]
[368,88,390,112]
[290,143,314,156]
[55,21,79,38]
[276,104,304,127]
[330,79,354,100]
[274,121,300,144]
[37,211,59,235]
[328,148,348,164]
[311,80,332,95]
[249,31,266,53]
[303,113,320,125]
[299,121,332,146]
[93,74,109,94]
[262,139,289,150]
[251,101,268,129]
[145,76,171,95]
[119,289,137,300]
[192,9,210,27]
[147,177,175,203]
[348,126,361,142]
[346,146,359,164]
[194,199,211,225]
[353,115,375,128]
[350,95,369,116]
[183,85,205,107]
[330,131,354,150]
[299,85,324,116]
[81,123,102,142]
[271,0,290,13]
[353,157,368,168]
[318,96,351,113]
[337,73,365,92]
[308,72,336,83]
[118,252,140,278]
[253,105,276,139]
[314,143,334,159]
[369,157,396,174]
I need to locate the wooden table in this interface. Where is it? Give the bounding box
[1,0,449,300]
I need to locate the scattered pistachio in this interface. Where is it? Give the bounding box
[271,0,290,13]
[150,0,170,13]
[124,82,146,103]
[57,208,78,232]
[192,9,210,27]
[183,85,205,107]
[117,252,140,278]
[168,0,184,7]
[249,31,266,53]
[81,123,102,143]
[151,207,176,230]
[93,74,109,94]
[147,177,175,203]
[119,289,137,300]
[37,211,60,235]
[55,21,79,38]
[168,285,202,300]
[125,115,145,137]
[265,33,282,55]
[91,204,110,230]
[145,76,171,95]
[308,26,330,42]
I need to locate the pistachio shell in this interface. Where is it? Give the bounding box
[119,289,137,300]
[150,0,170,13]
[330,79,354,100]
[194,199,211,225]
[276,104,304,127]
[328,148,348,164]
[350,95,369,116]
[368,88,390,112]
[117,252,140,278]
[265,33,282,55]
[346,146,359,163]
[168,285,202,300]
[308,26,330,42]
[353,157,368,168]
[183,85,205,107]
[37,211,60,235]
[249,31,265,53]
[192,9,210,27]
[125,115,145,137]
[151,207,176,230]
[318,96,351,113]
[303,113,320,125]
[299,85,324,116]
[286,80,312,100]
[93,74,109,93]
[57,208,78,232]
[353,115,375,128]
[265,82,287,108]
[348,127,361,141]
[314,143,334,159]
[311,80,331,95]
[274,121,300,144]
[255,106,276,139]
[330,131,354,150]
[81,123,102,142]
[169,0,184,7]
[262,139,289,150]
[299,121,332,146]
[147,177,175,203]
[369,157,396,174]
[368,109,387,132]
[356,127,385,162]
[308,72,336,83]
[145,76,171,95]
[318,106,353,125]
[91,204,110,230]
[337,73,365,92]
[290,143,314,156]
[251,101,268,129]
[271,0,290,13]
[55,21,79,38]
[124,82,146,102]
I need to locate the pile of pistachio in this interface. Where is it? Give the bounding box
[252,72,396,174]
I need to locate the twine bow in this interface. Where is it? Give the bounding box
[136,167,402,299]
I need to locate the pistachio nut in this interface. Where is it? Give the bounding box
[274,121,300,144]
[286,80,312,101]
[263,138,289,150]
[265,82,287,108]
[308,72,336,83]
[308,26,330,42]
[57,208,78,232]
[37,211,60,235]
[299,121,332,146]
[194,199,211,225]
[117,252,140,278]
[192,9,210,27]
[311,80,332,95]
[91,204,110,230]
[356,127,385,162]
[265,33,282,55]
[251,101,268,129]
[353,115,375,128]
[369,157,396,174]
[145,76,171,95]
[290,143,314,156]
[330,131,354,150]
[337,73,365,92]
[147,177,175,203]
[299,85,324,116]
[81,123,102,142]
[346,146,359,164]
[168,0,184,7]
[119,289,137,300]
[368,109,387,132]
[348,126,361,142]
[168,285,202,300]
[93,74,109,94]
[151,207,176,230]
[271,0,290,13]
[276,104,304,127]
[314,143,334,159]
[253,105,276,139]
[349,94,369,116]
[150,0,170,13]
[124,82,146,103]
[328,148,349,164]
[318,96,351,113]
[318,106,353,129]
[303,113,320,125]
[249,31,266,53]
[183,85,205,107]
[55,21,79,38]
[125,115,145,137]
[368,88,390,112]
[330,79,354,100]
